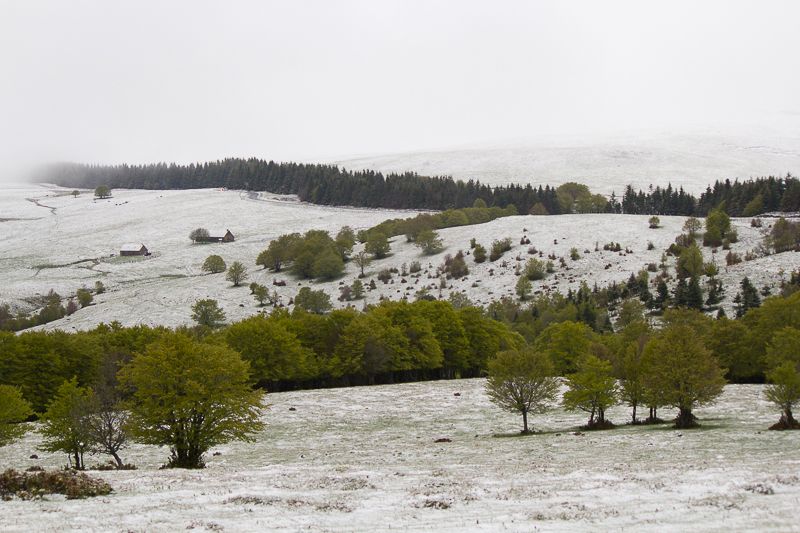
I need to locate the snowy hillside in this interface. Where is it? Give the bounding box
[1,184,794,332]
[332,130,800,196]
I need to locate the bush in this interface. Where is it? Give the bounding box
[444,251,469,278]
[473,244,487,263]
[524,258,547,280]
[94,281,105,294]
[648,216,660,229]
[189,228,209,243]
[570,247,580,261]
[377,269,392,283]
[226,261,248,286]
[202,255,226,274]
[409,261,422,273]
[415,229,444,255]
[489,238,512,262]
[0,469,112,500]
[726,251,742,266]
[76,288,93,308]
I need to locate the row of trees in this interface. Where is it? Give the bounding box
[39,160,799,217]
[0,332,263,469]
[487,303,800,432]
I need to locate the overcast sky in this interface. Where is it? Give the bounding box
[1,0,799,178]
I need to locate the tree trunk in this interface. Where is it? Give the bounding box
[631,403,637,424]
[111,451,123,468]
[675,407,698,429]
[522,409,529,434]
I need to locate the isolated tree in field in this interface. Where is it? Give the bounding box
[763,327,800,429]
[616,329,649,424]
[294,287,332,314]
[40,378,93,470]
[226,261,248,286]
[191,299,226,328]
[76,288,93,308]
[0,385,33,447]
[683,217,702,239]
[473,243,487,263]
[415,229,444,255]
[119,332,265,468]
[642,324,726,428]
[365,232,391,259]
[202,254,226,274]
[71,189,80,198]
[485,348,559,434]
[351,250,371,278]
[335,226,357,261]
[252,284,269,306]
[516,275,532,300]
[524,258,547,280]
[563,355,618,429]
[94,280,105,294]
[189,227,210,243]
[94,185,111,199]
[648,216,660,229]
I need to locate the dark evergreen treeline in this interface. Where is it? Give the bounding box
[38,161,799,216]
[621,175,800,216]
[39,160,565,213]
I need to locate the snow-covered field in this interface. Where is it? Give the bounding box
[0,184,795,331]
[333,130,800,196]
[0,379,797,532]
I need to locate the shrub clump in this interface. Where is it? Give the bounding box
[0,469,112,500]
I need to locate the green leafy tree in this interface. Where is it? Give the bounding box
[0,385,33,447]
[256,233,301,271]
[683,217,702,238]
[312,249,345,280]
[294,287,332,314]
[226,261,248,287]
[202,254,226,273]
[226,316,314,385]
[534,321,596,374]
[562,355,618,428]
[252,284,269,306]
[769,217,799,253]
[335,226,357,261]
[365,232,391,259]
[524,258,547,280]
[763,327,800,429]
[485,348,559,434]
[119,332,265,468]
[642,324,726,428]
[39,378,93,469]
[677,244,703,279]
[191,299,226,328]
[415,229,444,255]
[648,216,660,229]
[76,288,93,308]
[703,208,731,247]
[94,185,111,199]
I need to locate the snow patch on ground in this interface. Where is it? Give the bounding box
[0,380,796,532]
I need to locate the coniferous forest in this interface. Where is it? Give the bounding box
[37,160,800,216]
